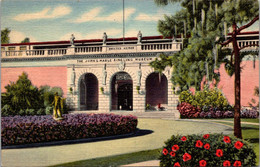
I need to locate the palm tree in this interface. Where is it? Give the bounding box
[1,28,11,44]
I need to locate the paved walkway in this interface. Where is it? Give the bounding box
[2,118,233,167]
[121,160,160,167]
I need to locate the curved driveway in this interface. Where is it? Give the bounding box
[1,118,232,167]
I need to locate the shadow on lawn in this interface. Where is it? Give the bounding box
[244,138,259,143]
[2,128,154,149]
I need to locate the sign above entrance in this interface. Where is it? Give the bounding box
[76,57,154,64]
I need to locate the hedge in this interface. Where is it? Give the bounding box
[1,113,138,146]
[159,134,256,167]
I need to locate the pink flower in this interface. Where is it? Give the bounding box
[233,160,242,167]
[174,162,181,167]
[183,153,192,162]
[196,140,203,148]
[181,136,187,141]
[223,136,231,143]
[234,141,243,149]
[203,134,209,139]
[172,145,179,152]
[204,143,210,150]
[216,149,223,157]
[162,148,168,155]
[223,160,231,166]
[170,151,176,157]
[199,160,207,167]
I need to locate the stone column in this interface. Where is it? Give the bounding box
[133,81,146,112]
[98,83,110,112]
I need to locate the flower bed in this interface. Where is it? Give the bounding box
[1,113,138,146]
[160,134,256,167]
[178,102,259,119]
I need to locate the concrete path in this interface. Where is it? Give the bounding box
[1,118,232,167]
[121,160,160,167]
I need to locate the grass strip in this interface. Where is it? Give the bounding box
[49,148,161,167]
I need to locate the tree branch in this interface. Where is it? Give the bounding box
[238,16,259,33]
[220,38,233,46]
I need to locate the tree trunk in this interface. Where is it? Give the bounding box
[232,23,242,139]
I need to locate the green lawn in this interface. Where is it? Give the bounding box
[213,118,259,123]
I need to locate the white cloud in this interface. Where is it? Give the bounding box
[73,7,102,23]
[13,5,71,21]
[134,13,162,22]
[10,31,37,43]
[71,7,135,23]
[101,8,135,22]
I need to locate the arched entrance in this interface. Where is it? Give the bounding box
[146,72,168,110]
[111,72,133,110]
[79,73,98,110]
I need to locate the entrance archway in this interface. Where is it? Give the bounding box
[111,72,133,110]
[145,72,168,110]
[79,73,98,110]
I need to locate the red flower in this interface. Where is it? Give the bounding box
[234,141,243,149]
[183,153,192,162]
[204,143,210,150]
[199,160,207,167]
[174,162,181,167]
[233,160,242,167]
[203,134,209,139]
[216,149,223,157]
[170,151,176,157]
[162,148,168,155]
[196,140,203,148]
[172,145,179,152]
[223,136,231,143]
[181,136,187,141]
[223,160,231,166]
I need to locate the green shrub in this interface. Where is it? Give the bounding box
[1,104,15,116]
[159,134,256,167]
[179,87,231,111]
[1,72,69,116]
[179,90,194,104]
[45,106,53,115]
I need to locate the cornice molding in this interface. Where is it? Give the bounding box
[2,52,176,62]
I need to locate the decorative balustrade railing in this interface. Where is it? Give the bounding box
[2,39,257,59]
[223,40,259,51]
[1,42,182,58]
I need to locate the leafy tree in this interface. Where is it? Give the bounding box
[152,0,259,138]
[1,28,11,44]
[21,37,30,43]
[1,72,44,113]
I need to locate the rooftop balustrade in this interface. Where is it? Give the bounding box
[1,36,258,59]
[1,41,182,58]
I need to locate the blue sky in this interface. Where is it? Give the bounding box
[1,0,258,43]
[1,0,181,43]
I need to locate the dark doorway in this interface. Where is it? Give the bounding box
[111,72,133,110]
[145,72,168,110]
[79,73,98,110]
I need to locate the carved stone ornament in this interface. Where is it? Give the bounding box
[118,61,125,71]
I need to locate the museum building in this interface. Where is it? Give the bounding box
[1,31,259,116]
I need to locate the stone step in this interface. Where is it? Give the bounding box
[70,110,178,119]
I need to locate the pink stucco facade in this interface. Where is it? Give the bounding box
[1,66,67,96]
[217,60,259,106]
